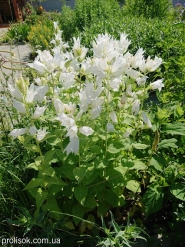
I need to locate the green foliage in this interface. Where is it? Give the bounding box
[1,1,185,243]
[97,212,148,246]
[123,0,173,19]
[27,20,54,50]
[59,0,122,41]
[59,5,76,41]
[2,22,31,43]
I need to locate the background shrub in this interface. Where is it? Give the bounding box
[123,0,173,19]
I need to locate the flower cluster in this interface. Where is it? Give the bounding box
[9,22,164,155]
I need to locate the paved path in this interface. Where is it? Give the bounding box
[0,28,32,91]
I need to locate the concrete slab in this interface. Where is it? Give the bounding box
[0,42,32,91]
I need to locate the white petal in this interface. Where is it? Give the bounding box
[53,98,64,113]
[57,113,75,128]
[8,85,23,100]
[65,126,78,140]
[64,137,79,155]
[132,99,140,115]
[32,106,46,119]
[36,128,48,141]
[29,126,37,135]
[9,128,28,138]
[79,126,94,136]
[150,79,164,92]
[110,111,118,123]
[142,112,152,128]
[107,122,115,132]
[13,99,26,114]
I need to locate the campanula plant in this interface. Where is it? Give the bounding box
[8,22,164,231]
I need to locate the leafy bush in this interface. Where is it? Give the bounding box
[78,16,185,103]
[59,0,122,41]
[1,22,31,43]
[27,20,54,50]
[123,0,173,19]
[5,22,166,236]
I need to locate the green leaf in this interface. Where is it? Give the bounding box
[132,143,149,149]
[43,198,61,220]
[74,186,88,205]
[97,200,110,216]
[87,214,95,230]
[171,183,185,201]
[142,184,164,217]
[84,196,97,208]
[24,144,39,152]
[47,136,61,146]
[41,167,56,177]
[127,160,147,170]
[44,150,57,165]
[35,188,48,209]
[65,221,75,230]
[104,190,119,207]
[43,176,66,187]
[73,167,86,183]
[107,142,123,154]
[126,180,141,193]
[162,123,185,136]
[72,204,87,225]
[158,138,178,149]
[60,164,76,180]
[150,157,162,172]
[156,107,170,120]
[24,178,43,190]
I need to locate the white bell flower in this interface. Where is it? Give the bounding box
[136,76,148,86]
[29,60,47,74]
[36,128,48,141]
[150,79,164,92]
[9,128,28,138]
[110,78,122,91]
[107,122,115,132]
[53,98,65,113]
[13,99,26,114]
[32,106,46,119]
[26,84,38,103]
[142,112,152,128]
[110,111,118,123]
[8,84,23,100]
[145,56,162,72]
[64,137,79,155]
[57,113,75,128]
[132,99,140,115]
[79,126,94,136]
[65,125,78,140]
[29,126,37,135]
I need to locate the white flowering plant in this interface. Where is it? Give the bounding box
[8,22,164,227]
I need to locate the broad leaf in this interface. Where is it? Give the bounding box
[150,157,162,172]
[24,178,43,190]
[171,182,185,201]
[132,143,148,149]
[107,142,123,154]
[72,204,87,225]
[73,167,86,183]
[142,184,164,216]
[24,144,39,152]
[97,200,110,216]
[162,123,185,136]
[84,196,97,208]
[126,180,141,193]
[74,186,88,205]
[35,188,48,208]
[158,138,178,149]
[104,190,119,207]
